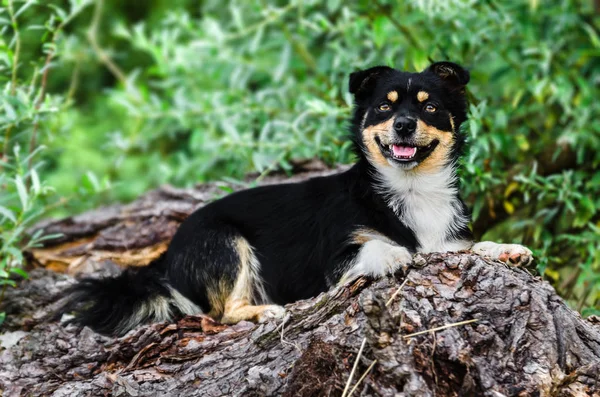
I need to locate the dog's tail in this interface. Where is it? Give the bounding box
[57,256,201,336]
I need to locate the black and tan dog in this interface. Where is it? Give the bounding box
[59,62,533,336]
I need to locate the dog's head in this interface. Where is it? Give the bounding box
[349,62,470,173]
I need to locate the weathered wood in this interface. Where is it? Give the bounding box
[1,165,600,396]
[2,255,600,396]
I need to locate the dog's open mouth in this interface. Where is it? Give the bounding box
[390,144,417,160]
[376,137,439,164]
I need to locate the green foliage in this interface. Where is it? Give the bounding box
[0,146,58,302]
[0,0,90,323]
[1,0,599,314]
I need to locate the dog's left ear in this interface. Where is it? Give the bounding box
[425,62,470,90]
[349,66,394,98]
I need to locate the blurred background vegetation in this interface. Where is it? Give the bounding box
[0,0,599,321]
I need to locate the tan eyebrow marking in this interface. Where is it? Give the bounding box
[417,91,429,102]
[387,91,398,103]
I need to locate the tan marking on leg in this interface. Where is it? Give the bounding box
[206,278,231,318]
[222,298,264,323]
[351,228,395,245]
[417,91,429,102]
[220,238,284,324]
[413,120,454,173]
[387,90,398,103]
[229,238,266,303]
[362,118,395,167]
[221,298,285,324]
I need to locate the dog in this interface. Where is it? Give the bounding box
[58,62,533,336]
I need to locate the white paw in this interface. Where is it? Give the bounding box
[339,241,413,284]
[472,241,533,267]
[386,245,413,273]
[258,305,286,323]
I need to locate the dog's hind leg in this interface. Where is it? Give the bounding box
[219,237,285,324]
[221,298,286,324]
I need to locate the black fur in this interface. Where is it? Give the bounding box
[58,258,172,335]
[167,164,417,307]
[350,61,470,162]
[58,62,475,336]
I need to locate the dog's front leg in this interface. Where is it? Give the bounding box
[338,238,413,285]
[471,241,533,266]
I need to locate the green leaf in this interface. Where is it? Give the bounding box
[372,16,389,49]
[31,168,41,195]
[9,267,28,279]
[327,0,341,12]
[471,197,484,222]
[15,0,37,19]
[582,307,600,317]
[0,205,16,223]
[14,175,29,211]
[5,246,23,264]
[0,279,17,287]
[3,98,16,120]
[47,4,68,21]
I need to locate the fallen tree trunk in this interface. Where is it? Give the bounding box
[1,165,600,396]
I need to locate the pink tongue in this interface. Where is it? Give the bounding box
[392,145,417,158]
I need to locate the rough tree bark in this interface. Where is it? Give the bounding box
[1,164,599,396]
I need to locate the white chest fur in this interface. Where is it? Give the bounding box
[375,165,470,253]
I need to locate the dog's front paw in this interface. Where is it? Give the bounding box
[257,305,286,323]
[337,241,413,285]
[472,241,533,267]
[387,245,413,274]
[498,245,533,266]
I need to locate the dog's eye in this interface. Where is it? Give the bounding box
[424,104,437,113]
[378,103,391,112]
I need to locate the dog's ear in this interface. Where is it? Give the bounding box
[349,66,394,97]
[425,62,470,90]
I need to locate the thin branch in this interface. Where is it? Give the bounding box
[86,0,128,87]
[3,126,14,160]
[66,59,82,103]
[278,313,302,353]
[227,2,295,42]
[3,0,21,157]
[0,284,7,307]
[385,277,408,307]
[371,0,421,50]
[347,359,377,397]
[7,0,20,96]
[28,48,55,172]
[341,337,367,397]
[279,23,317,72]
[26,1,92,174]
[402,319,479,339]
[430,325,438,386]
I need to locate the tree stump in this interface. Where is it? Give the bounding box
[1,165,599,396]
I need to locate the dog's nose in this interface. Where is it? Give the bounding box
[394,117,416,134]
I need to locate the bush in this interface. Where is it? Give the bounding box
[1,0,599,314]
[0,0,90,323]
